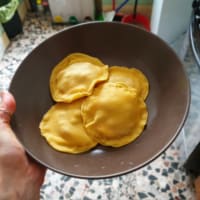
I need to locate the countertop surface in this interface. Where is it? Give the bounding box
[1,13,200,199]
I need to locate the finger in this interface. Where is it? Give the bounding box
[0,91,22,147]
[27,155,46,186]
[0,91,16,124]
[28,154,47,174]
[30,161,46,186]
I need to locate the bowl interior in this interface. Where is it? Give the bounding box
[9,22,190,179]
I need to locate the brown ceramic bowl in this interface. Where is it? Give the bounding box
[9,22,190,179]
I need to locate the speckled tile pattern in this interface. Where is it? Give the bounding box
[0,13,198,199]
[40,146,194,200]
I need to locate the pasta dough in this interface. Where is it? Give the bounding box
[40,53,149,153]
[81,82,148,147]
[39,100,97,154]
[50,53,109,103]
[108,66,149,100]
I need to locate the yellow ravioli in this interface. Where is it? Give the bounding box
[81,82,148,147]
[108,66,149,100]
[39,99,97,154]
[50,53,109,103]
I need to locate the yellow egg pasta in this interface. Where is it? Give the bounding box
[40,53,149,154]
[108,66,149,100]
[50,53,109,103]
[39,100,97,154]
[81,82,148,147]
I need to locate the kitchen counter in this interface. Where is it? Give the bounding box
[0,12,199,199]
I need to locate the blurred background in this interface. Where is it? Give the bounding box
[0,0,194,60]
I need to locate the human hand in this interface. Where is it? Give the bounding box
[0,91,46,200]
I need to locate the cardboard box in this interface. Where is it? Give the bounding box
[18,0,28,22]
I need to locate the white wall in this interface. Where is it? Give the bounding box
[151,0,193,43]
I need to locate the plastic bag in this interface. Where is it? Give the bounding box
[0,0,19,23]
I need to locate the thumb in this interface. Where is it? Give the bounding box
[0,91,16,124]
[0,91,21,146]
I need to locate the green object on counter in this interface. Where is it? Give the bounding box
[0,0,19,23]
[96,13,104,21]
[68,16,79,25]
